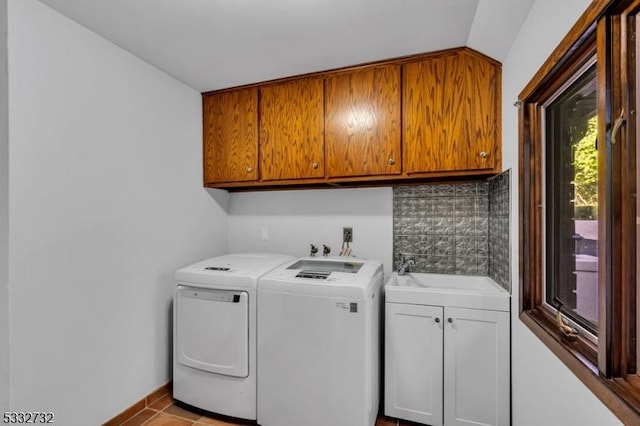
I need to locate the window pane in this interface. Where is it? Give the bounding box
[545,63,598,335]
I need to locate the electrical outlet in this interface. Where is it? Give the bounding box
[343,227,353,243]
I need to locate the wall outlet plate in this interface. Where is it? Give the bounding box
[343,227,353,243]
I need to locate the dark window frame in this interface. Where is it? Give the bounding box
[543,59,599,336]
[520,28,601,367]
[519,0,640,423]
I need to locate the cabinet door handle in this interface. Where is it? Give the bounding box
[312,162,319,169]
[447,317,454,323]
[246,167,253,173]
[388,157,395,165]
[435,317,441,323]
[479,151,488,158]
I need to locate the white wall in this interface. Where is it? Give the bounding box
[504,0,621,425]
[228,187,393,273]
[6,0,228,424]
[0,0,9,413]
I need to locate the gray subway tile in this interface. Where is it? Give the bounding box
[432,184,456,197]
[455,236,476,256]
[455,183,478,196]
[454,197,476,216]
[432,217,454,235]
[455,257,478,275]
[455,217,476,236]
[434,198,455,216]
[477,237,489,256]
[433,235,454,256]
[413,235,433,255]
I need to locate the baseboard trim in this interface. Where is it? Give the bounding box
[102,381,172,426]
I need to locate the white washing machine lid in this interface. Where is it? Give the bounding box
[258,256,383,299]
[175,252,295,289]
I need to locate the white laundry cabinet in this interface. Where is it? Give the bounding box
[385,277,510,426]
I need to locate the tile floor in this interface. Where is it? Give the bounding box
[118,392,418,426]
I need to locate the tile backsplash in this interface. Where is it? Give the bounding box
[393,169,511,292]
[488,170,511,291]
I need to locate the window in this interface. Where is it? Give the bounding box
[520,0,640,422]
[544,62,599,336]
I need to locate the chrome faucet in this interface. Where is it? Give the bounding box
[397,255,415,276]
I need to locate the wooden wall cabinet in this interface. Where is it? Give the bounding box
[203,88,259,183]
[324,65,401,178]
[202,47,502,189]
[259,77,324,181]
[403,50,500,174]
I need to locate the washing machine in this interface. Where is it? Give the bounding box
[173,252,294,420]
[257,256,384,426]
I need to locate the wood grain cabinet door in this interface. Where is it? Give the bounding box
[403,52,499,173]
[259,77,324,181]
[465,52,500,171]
[203,89,259,183]
[325,65,401,178]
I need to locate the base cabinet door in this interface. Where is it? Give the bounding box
[385,303,510,426]
[385,303,443,425]
[443,307,510,426]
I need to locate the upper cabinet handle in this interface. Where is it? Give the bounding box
[312,162,319,169]
[246,167,253,173]
[612,108,626,145]
[388,157,395,165]
[479,151,488,158]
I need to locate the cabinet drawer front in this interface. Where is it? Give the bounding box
[325,65,401,178]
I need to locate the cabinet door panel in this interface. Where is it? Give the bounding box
[403,53,467,173]
[444,307,510,426]
[385,303,443,425]
[203,89,258,183]
[259,78,324,180]
[325,66,401,177]
[466,53,499,170]
[403,52,499,173]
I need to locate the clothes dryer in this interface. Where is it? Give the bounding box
[173,252,294,420]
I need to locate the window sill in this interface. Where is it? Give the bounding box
[520,311,640,424]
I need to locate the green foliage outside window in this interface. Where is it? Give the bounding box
[573,115,598,219]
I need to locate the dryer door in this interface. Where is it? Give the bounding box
[176,285,249,377]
